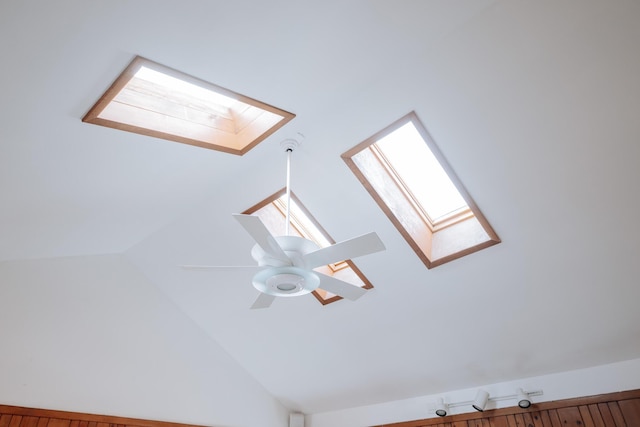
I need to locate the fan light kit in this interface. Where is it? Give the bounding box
[182,134,386,309]
[432,388,542,417]
[253,266,320,296]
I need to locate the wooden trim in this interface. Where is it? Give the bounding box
[429,238,501,269]
[0,405,206,427]
[374,389,640,427]
[83,117,246,155]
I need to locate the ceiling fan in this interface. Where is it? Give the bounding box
[183,137,386,309]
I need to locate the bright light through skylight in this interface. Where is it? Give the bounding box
[133,66,238,109]
[374,122,468,222]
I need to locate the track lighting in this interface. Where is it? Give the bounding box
[472,390,489,412]
[431,388,543,417]
[435,398,448,417]
[516,388,531,408]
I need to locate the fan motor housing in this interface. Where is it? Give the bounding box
[251,235,322,297]
[251,235,320,269]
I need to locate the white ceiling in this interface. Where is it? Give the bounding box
[2,0,640,421]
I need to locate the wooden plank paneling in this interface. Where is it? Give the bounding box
[547,410,563,427]
[0,407,203,427]
[618,398,640,425]
[578,405,595,427]
[556,407,583,426]
[0,415,13,427]
[538,411,553,427]
[513,414,525,426]
[528,411,544,427]
[487,416,509,427]
[0,405,199,427]
[596,403,616,426]
[8,416,22,427]
[521,412,535,427]
[587,404,605,427]
[607,402,627,426]
[47,419,70,427]
[505,415,517,427]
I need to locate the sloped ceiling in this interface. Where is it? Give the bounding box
[2,0,640,423]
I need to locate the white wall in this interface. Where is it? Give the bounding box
[5,254,639,427]
[0,254,288,427]
[306,357,640,427]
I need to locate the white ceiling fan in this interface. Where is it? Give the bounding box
[183,137,386,309]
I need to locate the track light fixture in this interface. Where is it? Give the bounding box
[472,390,489,412]
[516,388,531,408]
[431,388,542,417]
[435,398,448,417]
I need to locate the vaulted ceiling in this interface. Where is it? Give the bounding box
[1,1,640,426]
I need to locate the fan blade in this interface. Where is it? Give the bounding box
[251,293,276,309]
[317,273,368,301]
[181,265,261,271]
[303,232,385,269]
[233,214,291,265]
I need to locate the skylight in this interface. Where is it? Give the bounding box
[83,56,295,155]
[342,112,500,268]
[244,190,372,304]
[374,121,470,225]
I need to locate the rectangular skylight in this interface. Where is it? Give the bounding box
[83,56,295,155]
[342,112,500,268]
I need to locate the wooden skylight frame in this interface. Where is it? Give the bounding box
[243,189,373,305]
[83,56,295,155]
[342,112,500,269]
